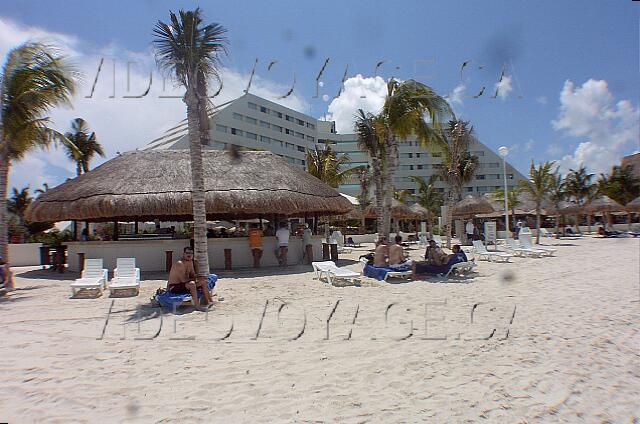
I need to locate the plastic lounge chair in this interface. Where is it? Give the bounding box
[326,266,361,286]
[444,259,477,278]
[539,228,553,238]
[345,237,362,248]
[312,261,337,282]
[432,235,443,247]
[109,258,141,295]
[506,239,545,258]
[472,241,513,262]
[519,234,556,256]
[70,259,108,296]
[155,274,217,309]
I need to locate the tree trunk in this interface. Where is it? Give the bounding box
[587,214,592,234]
[382,135,399,241]
[627,212,632,231]
[574,214,581,234]
[0,138,9,260]
[555,213,560,238]
[372,157,384,237]
[535,203,541,244]
[445,192,454,249]
[185,87,210,279]
[76,162,82,177]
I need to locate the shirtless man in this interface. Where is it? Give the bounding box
[167,247,213,310]
[388,235,409,268]
[373,237,389,267]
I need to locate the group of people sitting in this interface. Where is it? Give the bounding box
[371,236,469,275]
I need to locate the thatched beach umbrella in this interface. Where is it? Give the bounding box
[25,150,353,222]
[626,196,640,213]
[585,195,626,230]
[363,198,417,219]
[410,203,433,220]
[453,195,495,217]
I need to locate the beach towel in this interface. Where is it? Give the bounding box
[155,274,217,309]
[363,264,396,281]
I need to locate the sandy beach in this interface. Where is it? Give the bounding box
[0,236,638,423]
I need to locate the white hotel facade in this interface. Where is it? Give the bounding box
[144,93,526,197]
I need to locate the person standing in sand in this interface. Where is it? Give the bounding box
[167,247,213,310]
[275,222,290,267]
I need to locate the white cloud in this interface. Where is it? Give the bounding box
[448,83,466,106]
[545,143,563,157]
[552,79,639,174]
[536,96,548,105]
[0,17,309,191]
[525,139,535,151]
[326,74,387,133]
[494,74,513,100]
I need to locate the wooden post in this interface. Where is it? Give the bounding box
[78,252,85,273]
[224,249,232,270]
[134,220,139,234]
[165,250,173,273]
[322,243,330,260]
[113,221,119,241]
[73,221,78,241]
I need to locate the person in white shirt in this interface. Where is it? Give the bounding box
[302,224,313,264]
[275,222,290,267]
[465,220,475,243]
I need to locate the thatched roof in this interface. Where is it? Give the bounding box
[364,198,417,219]
[410,203,433,219]
[585,196,625,213]
[25,150,353,222]
[453,195,495,217]
[626,196,640,212]
[476,209,528,219]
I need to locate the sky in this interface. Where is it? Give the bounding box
[2,0,639,192]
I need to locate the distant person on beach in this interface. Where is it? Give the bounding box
[248,223,263,268]
[424,239,448,266]
[167,247,213,310]
[373,236,389,267]
[466,220,475,242]
[275,222,290,267]
[302,224,313,264]
[388,235,410,269]
[0,256,13,291]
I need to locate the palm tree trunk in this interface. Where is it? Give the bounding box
[445,192,454,249]
[587,214,592,234]
[372,157,384,236]
[382,136,399,241]
[76,162,82,176]
[185,87,210,280]
[0,139,9,260]
[536,209,541,244]
[574,214,581,234]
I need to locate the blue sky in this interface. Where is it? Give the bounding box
[2,0,639,191]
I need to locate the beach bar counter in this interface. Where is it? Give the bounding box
[25,150,353,272]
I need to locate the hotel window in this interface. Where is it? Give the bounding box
[232,113,243,121]
[260,135,270,143]
[285,128,293,135]
[285,142,295,149]
[296,159,305,165]
[274,111,283,118]
[306,122,315,130]
[273,139,283,147]
[494,186,501,190]
[432,164,443,169]
[476,186,490,192]
[286,156,296,164]
[245,116,257,125]
[260,106,268,113]
[246,132,257,140]
[301,160,306,166]
[417,164,425,170]
[465,187,473,192]
[230,128,243,136]
[216,124,227,133]
[415,153,421,158]
[295,132,305,139]
[400,165,414,170]
[296,118,305,126]
[488,163,500,168]
[260,120,270,128]
[248,102,257,110]
[472,151,485,156]
[306,135,315,142]
[437,188,445,193]
[272,125,283,132]
[476,175,485,180]
[400,153,413,159]
[297,146,306,152]
[285,115,294,122]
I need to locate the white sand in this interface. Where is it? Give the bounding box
[0,236,638,423]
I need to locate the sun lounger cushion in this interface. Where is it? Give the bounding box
[363,264,397,281]
[155,274,217,309]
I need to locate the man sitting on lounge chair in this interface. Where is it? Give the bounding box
[167,247,213,310]
[373,236,389,267]
[389,235,411,270]
[412,242,467,275]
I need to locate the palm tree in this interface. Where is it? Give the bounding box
[305,144,356,187]
[1,42,77,260]
[34,182,50,196]
[518,161,555,243]
[410,174,443,228]
[154,9,228,285]
[492,187,521,231]
[437,120,478,247]
[548,170,566,237]
[63,118,104,176]
[378,79,452,240]
[564,165,594,234]
[354,109,385,235]
[7,186,32,222]
[597,165,640,230]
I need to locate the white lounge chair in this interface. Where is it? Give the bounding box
[311,260,360,285]
[109,258,141,295]
[70,259,108,296]
[472,241,513,262]
[539,228,553,238]
[506,239,545,258]
[519,234,556,256]
[444,259,477,278]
